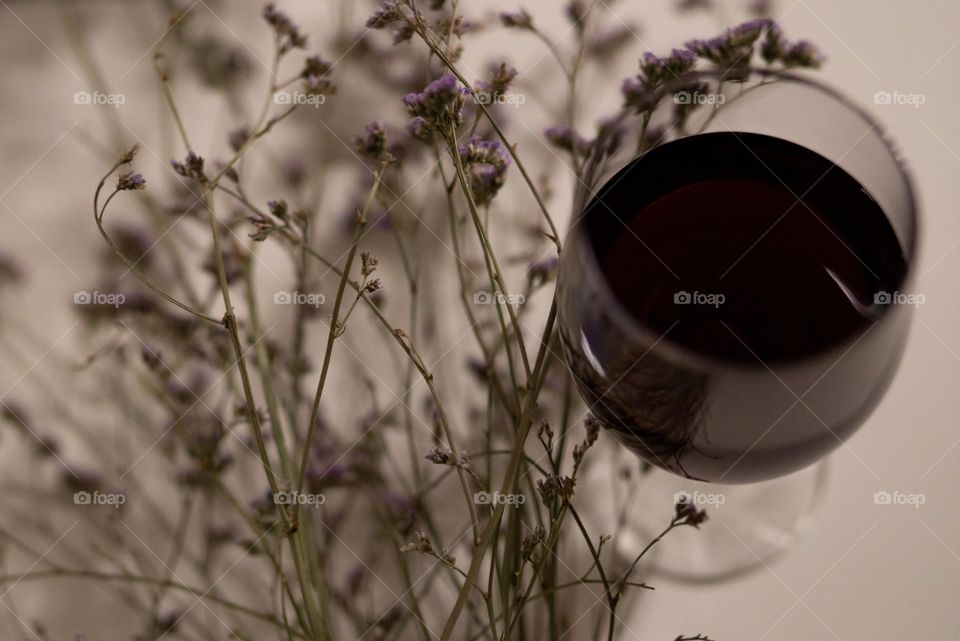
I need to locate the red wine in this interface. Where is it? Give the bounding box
[591,132,907,363]
[559,131,913,482]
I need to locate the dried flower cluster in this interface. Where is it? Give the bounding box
[0,2,822,640]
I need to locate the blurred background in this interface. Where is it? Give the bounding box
[0,0,958,639]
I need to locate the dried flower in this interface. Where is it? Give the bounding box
[361,279,383,295]
[537,474,576,506]
[475,62,518,103]
[403,75,469,139]
[300,55,337,97]
[248,213,278,242]
[360,251,379,278]
[353,121,395,164]
[119,144,139,165]
[267,199,289,220]
[640,48,697,85]
[521,525,546,562]
[685,19,791,76]
[190,36,251,90]
[544,124,591,156]
[170,151,206,182]
[587,25,637,60]
[116,171,146,191]
[458,136,510,206]
[400,530,454,564]
[228,127,250,153]
[500,9,534,30]
[781,40,823,68]
[565,1,588,30]
[263,3,307,53]
[424,446,472,473]
[675,497,708,527]
[573,415,600,471]
[621,77,659,113]
[366,1,407,29]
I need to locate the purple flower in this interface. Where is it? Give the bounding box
[621,76,658,113]
[544,125,591,155]
[393,21,415,45]
[402,75,469,139]
[500,10,533,29]
[263,3,307,52]
[685,36,728,62]
[116,171,146,191]
[728,18,773,46]
[640,48,697,82]
[475,62,518,101]
[302,55,332,78]
[456,136,510,206]
[407,116,430,140]
[366,1,406,29]
[171,151,206,182]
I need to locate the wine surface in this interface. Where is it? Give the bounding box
[590,131,907,363]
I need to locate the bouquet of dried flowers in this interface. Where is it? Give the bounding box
[0,1,821,639]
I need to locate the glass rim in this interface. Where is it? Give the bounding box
[570,67,921,373]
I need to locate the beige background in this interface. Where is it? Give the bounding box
[0,0,957,638]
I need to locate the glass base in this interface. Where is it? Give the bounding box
[580,441,830,584]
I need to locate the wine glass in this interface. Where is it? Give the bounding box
[558,68,919,580]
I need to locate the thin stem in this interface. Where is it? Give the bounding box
[297,165,385,492]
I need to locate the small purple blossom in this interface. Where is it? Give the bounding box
[544,125,591,156]
[456,136,510,206]
[366,1,406,29]
[402,75,469,139]
[263,3,307,53]
[117,171,146,191]
[640,48,697,83]
[499,10,533,29]
[171,151,206,182]
[475,62,518,101]
[302,55,332,78]
[353,121,395,163]
[727,18,772,47]
[621,77,658,113]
